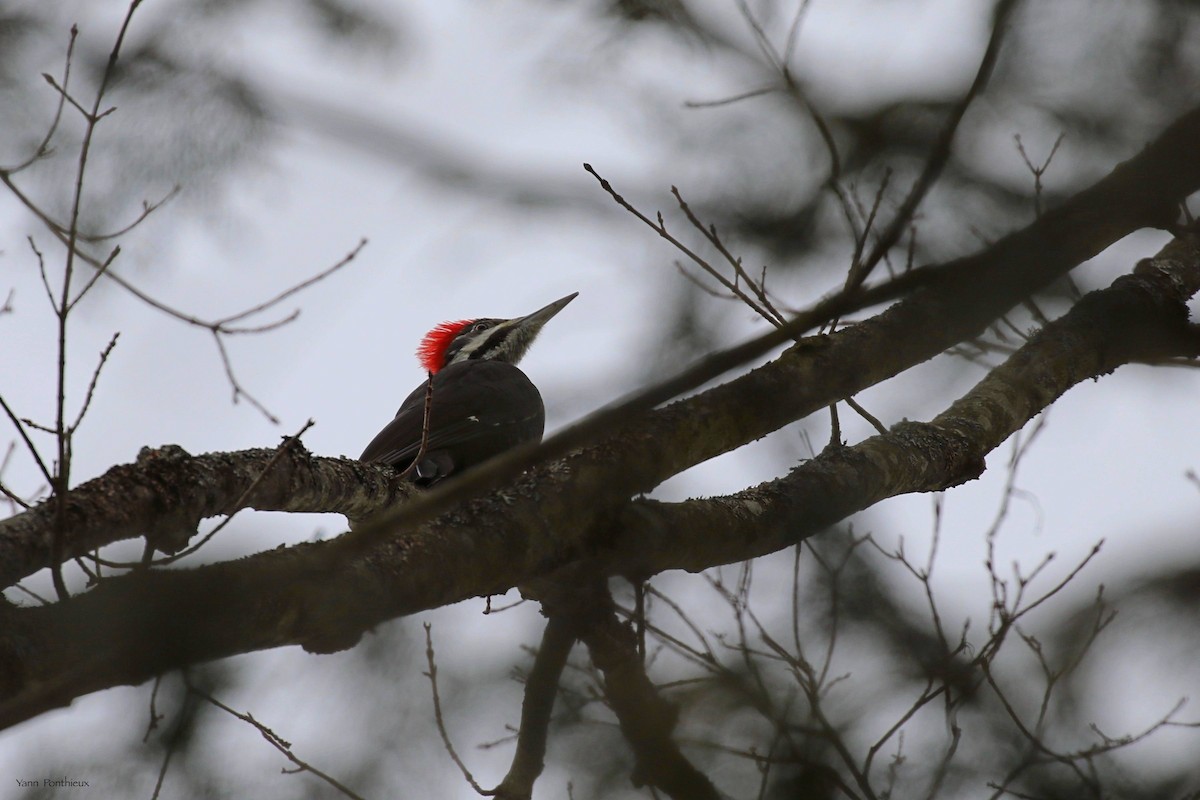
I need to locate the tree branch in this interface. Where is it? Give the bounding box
[492,616,575,800]
[600,233,1200,578]
[1,108,1199,732]
[540,578,721,800]
[344,101,1200,553]
[0,444,412,587]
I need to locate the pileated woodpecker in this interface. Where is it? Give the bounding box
[359,292,577,485]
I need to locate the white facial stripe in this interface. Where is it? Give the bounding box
[450,320,521,363]
[452,327,499,361]
[444,316,548,366]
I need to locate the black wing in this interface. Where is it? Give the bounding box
[359,360,545,481]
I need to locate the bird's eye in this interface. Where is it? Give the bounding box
[473,322,490,332]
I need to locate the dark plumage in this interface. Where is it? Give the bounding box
[359,360,544,483]
[358,292,576,486]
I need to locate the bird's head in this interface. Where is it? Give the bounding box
[416,292,578,374]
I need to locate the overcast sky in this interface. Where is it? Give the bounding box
[3,0,1199,796]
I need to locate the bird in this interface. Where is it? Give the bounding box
[359,292,578,486]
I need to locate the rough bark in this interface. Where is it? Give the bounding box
[537,577,722,800]
[0,109,1199,733]
[4,104,1199,588]
[602,235,1200,577]
[0,444,411,588]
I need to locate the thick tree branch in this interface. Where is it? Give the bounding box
[601,234,1200,577]
[541,579,721,800]
[0,443,411,587]
[491,616,575,800]
[0,113,1198,732]
[3,104,1199,588]
[323,102,1200,554]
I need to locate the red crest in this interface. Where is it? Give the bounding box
[416,320,474,373]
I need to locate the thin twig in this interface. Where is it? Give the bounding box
[781,2,816,70]
[1014,133,1065,218]
[48,0,146,602]
[683,85,777,108]
[217,238,367,326]
[399,375,435,481]
[214,331,280,424]
[0,480,31,511]
[148,687,187,800]
[0,27,77,175]
[844,396,887,435]
[65,244,120,313]
[423,623,492,796]
[10,582,51,605]
[78,185,181,243]
[3,148,366,425]
[0,441,33,511]
[854,0,1020,288]
[136,419,315,567]
[592,166,891,438]
[187,678,367,800]
[672,186,786,325]
[28,236,56,317]
[69,332,119,433]
[220,309,301,335]
[586,164,777,324]
[143,675,165,743]
[734,0,785,69]
[0,395,52,484]
[39,73,91,119]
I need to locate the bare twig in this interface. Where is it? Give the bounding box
[854,0,1020,289]
[148,684,189,800]
[584,164,778,324]
[78,185,181,244]
[28,237,55,318]
[186,677,367,800]
[671,186,786,324]
[217,238,367,327]
[399,374,435,481]
[589,166,895,440]
[69,332,120,433]
[9,582,51,605]
[0,481,31,511]
[65,244,121,313]
[672,259,739,300]
[0,441,33,511]
[143,675,165,743]
[159,418,315,563]
[844,396,887,435]
[214,331,280,424]
[594,166,892,438]
[0,27,77,175]
[423,623,493,796]
[80,419,318,571]
[847,173,894,278]
[39,73,92,120]
[0,395,52,485]
[47,0,146,602]
[643,585,719,666]
[3,132,367,425]
[781,0,816,68]
[683,85,777,108]
[1014,133,1065,218]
